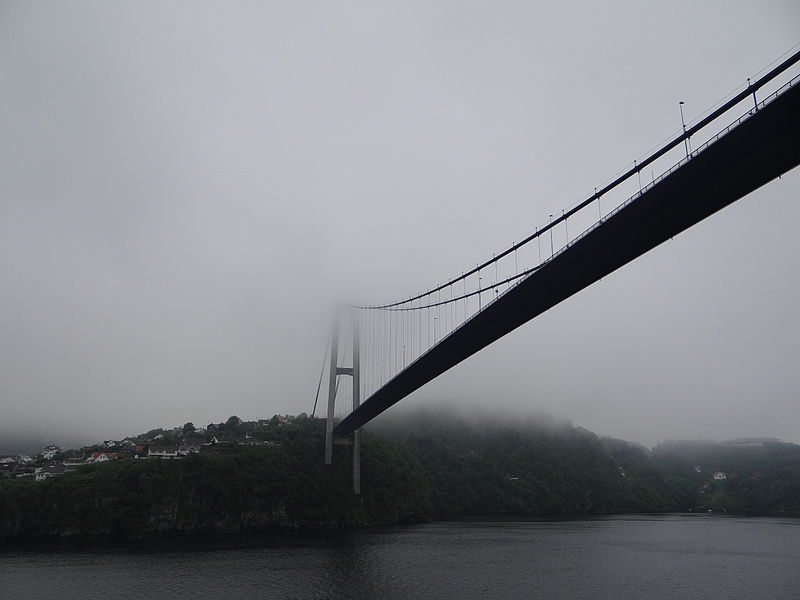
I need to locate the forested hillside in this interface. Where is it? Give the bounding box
[1,411,798,541]
[652,438,800,514]
[0,417,431,540]
[373,410,696,516]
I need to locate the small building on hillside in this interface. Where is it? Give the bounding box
[713,471,727,480]
[204,436,232,446]
[148,445,179,459]
[86,451,118,463]
[63,451,88,466]
[0,457,19,478]
[41,445,62,460]
[177,444,200,456]
[35,461,66,482]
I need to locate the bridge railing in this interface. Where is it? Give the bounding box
[564,70,800,260]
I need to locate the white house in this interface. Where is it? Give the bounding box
[177,444,200,456]
[41,445,61,460]
[86,452,116,463]
[34,462,66,482]
[148,445,179,459]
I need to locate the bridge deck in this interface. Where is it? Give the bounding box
[335,79,800,437]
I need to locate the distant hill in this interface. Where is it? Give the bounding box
[651,438,800,514]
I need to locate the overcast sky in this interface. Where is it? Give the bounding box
[1,1,799,449]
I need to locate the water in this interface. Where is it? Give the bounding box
[2,514,798,599]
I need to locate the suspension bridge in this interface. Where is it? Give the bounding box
[316,50,800,493]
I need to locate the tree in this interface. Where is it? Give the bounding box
[182,422,195,435]
[226,416,242,428]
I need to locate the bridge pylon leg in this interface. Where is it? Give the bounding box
[324,311,362,495]
[324,321,338,465]
[352,315,360,495]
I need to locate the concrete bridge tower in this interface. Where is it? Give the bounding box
[324,313,360,494]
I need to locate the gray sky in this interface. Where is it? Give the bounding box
[1,1,799,449]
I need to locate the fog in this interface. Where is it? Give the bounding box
[1,1,799,451]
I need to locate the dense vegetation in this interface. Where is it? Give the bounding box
[377,411,800,518]
[1,411,798,541]
[652,438,800,515]
[373,411,696,516]
[0,417,431,540]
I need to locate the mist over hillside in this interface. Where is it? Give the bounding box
[4,404,793,458]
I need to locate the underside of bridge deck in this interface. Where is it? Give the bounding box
[335,80,800,437]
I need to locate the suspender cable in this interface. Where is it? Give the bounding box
[311,342,329,417]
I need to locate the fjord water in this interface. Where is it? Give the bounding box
[3,514,798,599]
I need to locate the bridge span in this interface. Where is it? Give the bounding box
[323,51,800,480]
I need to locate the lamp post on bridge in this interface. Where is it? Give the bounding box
[748,78,758,112]
[679,101,689,158]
